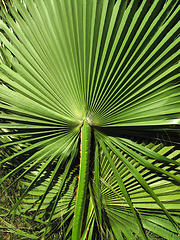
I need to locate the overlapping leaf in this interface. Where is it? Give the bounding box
[94,135,180,239]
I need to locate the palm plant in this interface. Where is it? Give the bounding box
[0,0,180,239]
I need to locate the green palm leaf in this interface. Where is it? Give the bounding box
[0,0,180,239]
[95,139,180,239]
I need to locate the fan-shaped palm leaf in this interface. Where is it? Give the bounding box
[0,0,180,239]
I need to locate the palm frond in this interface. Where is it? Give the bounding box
[0,0,180,239]
[94,135,180,239]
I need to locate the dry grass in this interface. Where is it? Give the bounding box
[0,167,37,239]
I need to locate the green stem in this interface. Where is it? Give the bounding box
[72,120,91,240]
[94,143,103,240]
